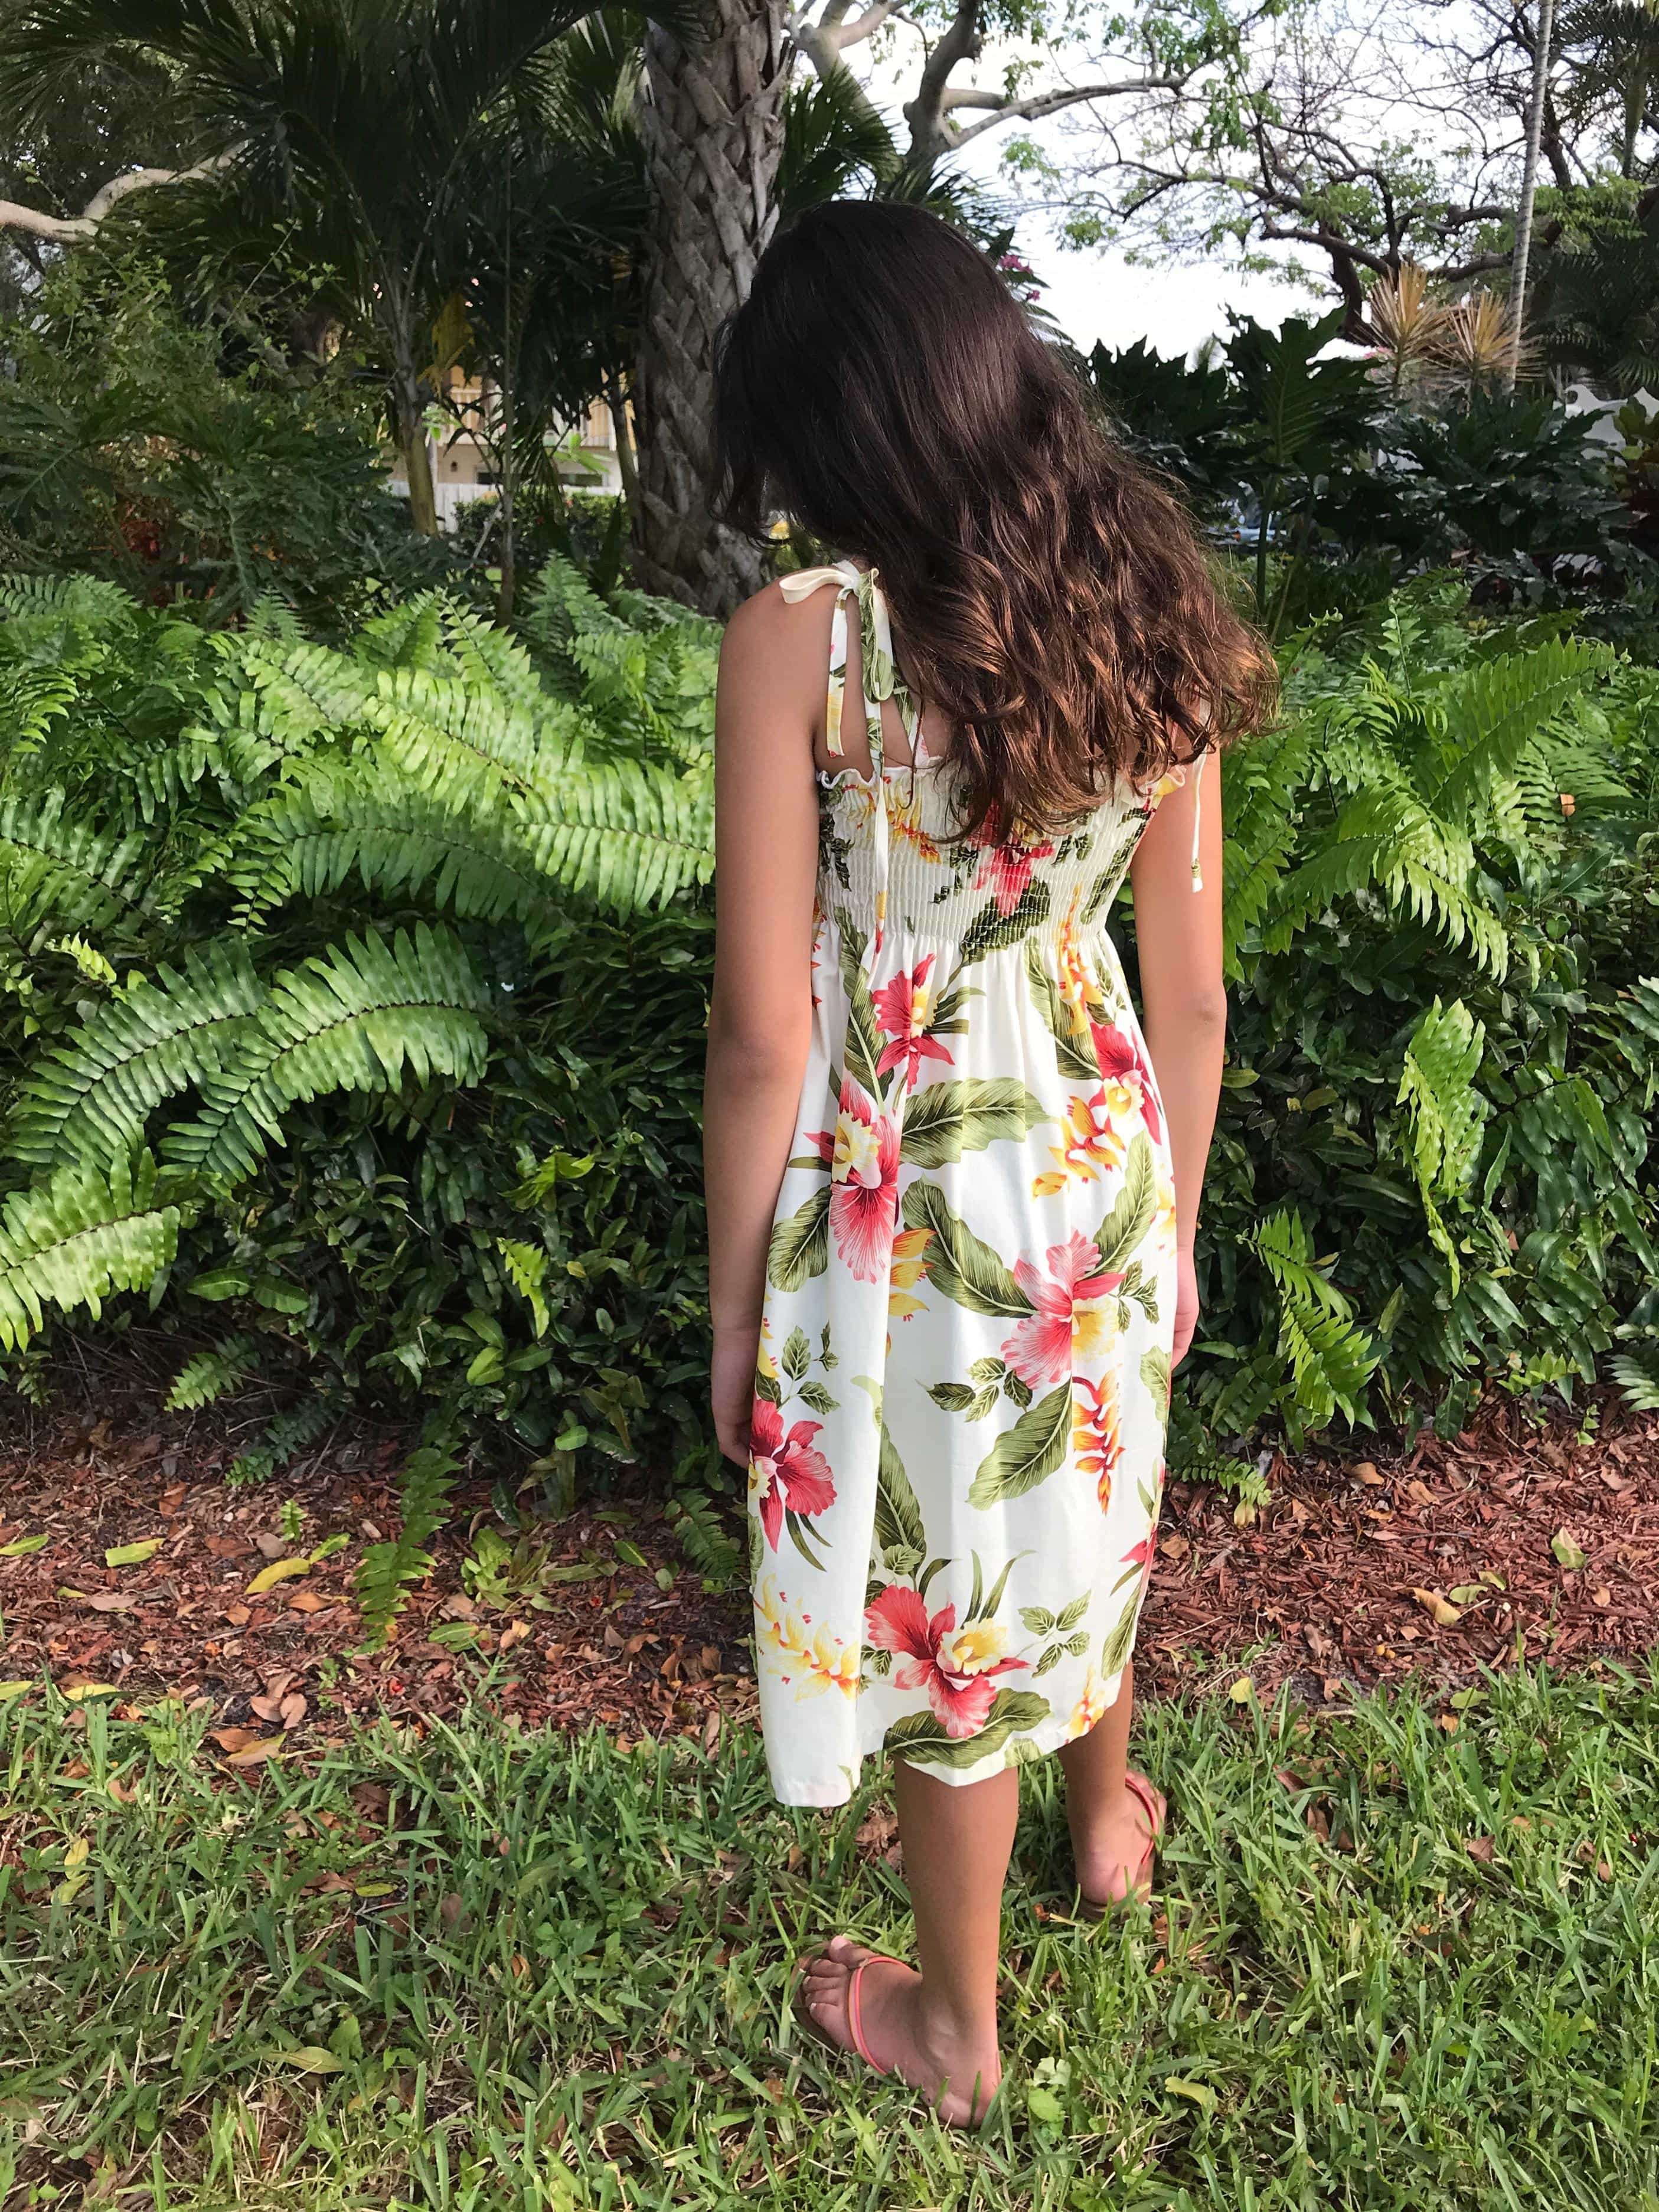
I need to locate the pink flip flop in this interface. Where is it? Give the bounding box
[793,1946,905,2073]
[1077,1769,1166,1920]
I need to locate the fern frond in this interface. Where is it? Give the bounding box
[228,765,557,924]
[0,789,142,945]
[1247,1204,1379,1430]
[1397,997,1489,1290]
[227,1397,334,1486]
[498,1236,550,1337]
[356,1443,458,1644]
[1262,786,1507,975]
[0,1149,194,1352]
[162,924,491,1179]
[11,943,263,1169]
[1608,1348,1659,1412]
[365,662,581,798]
[515,758,714,911]
[1431,637,1611,826]
[166,1331,262,1410]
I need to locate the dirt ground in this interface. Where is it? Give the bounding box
[1,1384,1653,1756]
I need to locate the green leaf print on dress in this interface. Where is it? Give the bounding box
[747,562,1185,1805]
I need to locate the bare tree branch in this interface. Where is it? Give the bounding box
[0,154,236,243]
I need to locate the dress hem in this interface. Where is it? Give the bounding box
[764,1662,1131,1809]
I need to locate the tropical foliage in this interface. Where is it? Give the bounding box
[0,560,720,1615]
[2,544,1656,1550]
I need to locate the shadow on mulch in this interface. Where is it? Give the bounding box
[0,1384,1653,1760]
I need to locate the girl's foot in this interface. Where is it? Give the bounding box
[1070,1770,1165,1912]
[795,1935,1001,2125]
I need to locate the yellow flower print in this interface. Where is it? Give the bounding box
[755,1317,779,1384]
[1154,1158,1179,1248]
[888,783,942,864]
[887,1224,931,1325]
[1032,1088,1127,1196]
[1069,1667,1112,1734]
[936,1621,1011,1677]
[755,1577,859,1701]
[1055,893,1103,1040]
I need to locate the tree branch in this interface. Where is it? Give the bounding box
[0,154,237,243]
[944,72,1187,148]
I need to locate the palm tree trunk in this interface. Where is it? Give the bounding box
[635,0,790,616]
[394,370,441,537]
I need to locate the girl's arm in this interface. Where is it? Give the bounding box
[703,586,824,1462]
[1128,754,1228,1367]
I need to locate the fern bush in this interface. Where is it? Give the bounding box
[0,567,717,1520]
[1142,577,1659,1450]
[2,552,1655,1548]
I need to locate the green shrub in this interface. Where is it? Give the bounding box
[0,247,459,628]
[0,564,718,1579]
[1125,579,1659,1452]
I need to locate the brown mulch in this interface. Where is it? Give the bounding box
[0,1388,1654,1759]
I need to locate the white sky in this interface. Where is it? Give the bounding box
[1023,236,1317,356]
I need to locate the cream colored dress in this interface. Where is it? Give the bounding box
[745,562,1203,1806]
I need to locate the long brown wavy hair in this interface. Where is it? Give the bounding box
[711,201,1276,838]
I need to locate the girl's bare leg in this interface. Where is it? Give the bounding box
[798,1759,1015,2124]
[1057,1661,1161,1901]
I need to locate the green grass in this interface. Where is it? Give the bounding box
[1,1664,1657,2211]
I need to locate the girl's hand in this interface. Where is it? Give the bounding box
[1172,1247,1200,1370]
[711,1323,760,1465]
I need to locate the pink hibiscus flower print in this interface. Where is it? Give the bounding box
[748,1396,836,1551]
[865,1584,1028,1738]
[829,1077,900,1281]
[969,812,1056,919]
[1001,1230,1124,1387]
[1091,1020,1163,1144]
[873,955,953,1088]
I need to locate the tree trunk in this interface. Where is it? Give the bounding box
[635,0,790,616]
[394,377,440,537]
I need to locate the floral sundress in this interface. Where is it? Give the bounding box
[746,561,1205,1806]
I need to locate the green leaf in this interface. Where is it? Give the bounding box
[874,1424,926,1566]
[899,1079,1046,1168]
[767,1188,830,1292]
[968,1386,1072,1509]
[901,1181,1028,1318]
[1093,1135,1158,1274]
[0,1534,49,1557]
[883,1688,1051,1770]
[104,1539,162,1569]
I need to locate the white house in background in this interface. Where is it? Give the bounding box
[388,375,626,528]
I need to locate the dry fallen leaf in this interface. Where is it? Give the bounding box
[224,1600,252,1626]
[224,1736,285,1767]
[1354,1461,1384,1486]
[288,1590,328,1613]
[1465,1836,1497,1864]
[1591,1585,1612,1608]
[1410,1586,1464,1628]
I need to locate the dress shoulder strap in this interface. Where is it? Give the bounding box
[776,561,925,772]
[778,561,861,762]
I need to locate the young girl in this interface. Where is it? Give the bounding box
[701,201,1274,2125]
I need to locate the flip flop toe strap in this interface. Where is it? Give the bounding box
[846,1952,906,2074]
